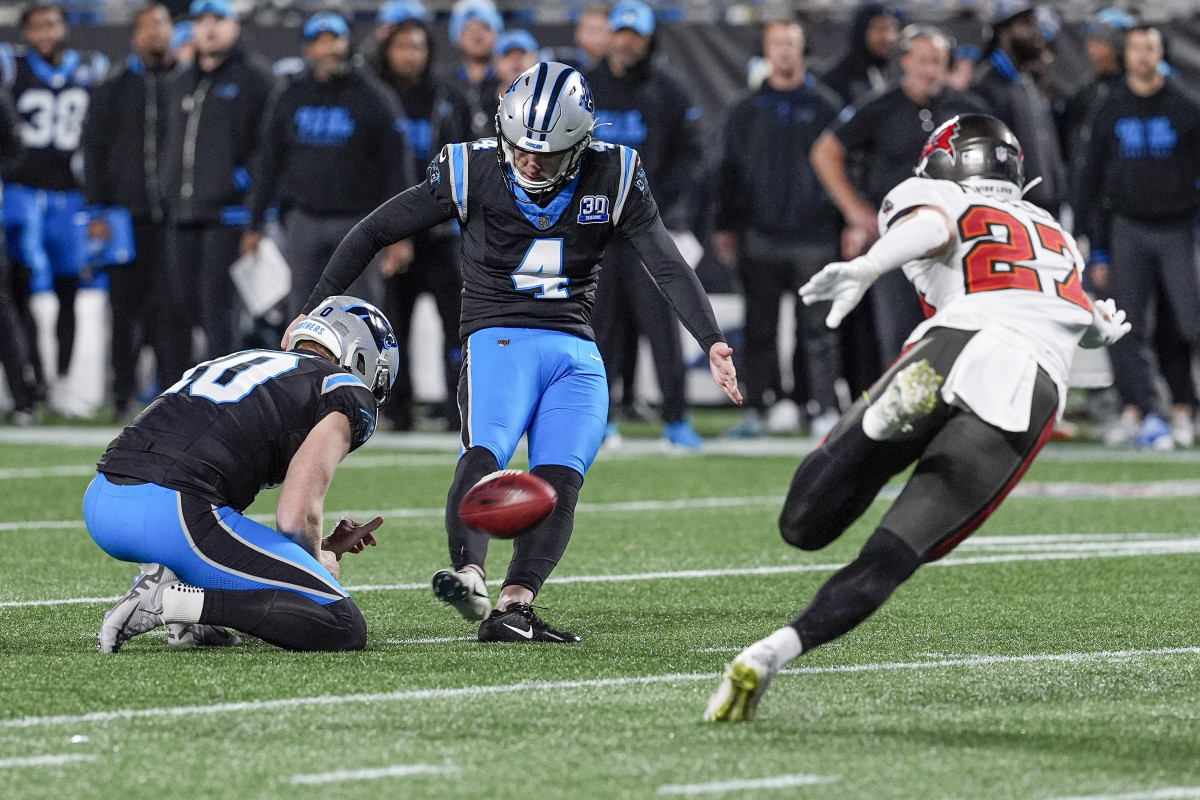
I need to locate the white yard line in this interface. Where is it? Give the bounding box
[657,774,840,795]
[384,636,475,645]
[288,764,452,785]
[5,535,1200,609]
[3,647,1197,730]
[0,753,97,768]
[1053,789,1200,800]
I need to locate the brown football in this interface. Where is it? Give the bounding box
[458,470,558,539]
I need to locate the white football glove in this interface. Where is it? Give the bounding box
[1079,297,1132,349]
[798,255,880,329]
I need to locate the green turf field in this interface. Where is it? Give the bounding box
[2,431,1199,800]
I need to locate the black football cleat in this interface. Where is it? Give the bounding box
[477,603,580,643]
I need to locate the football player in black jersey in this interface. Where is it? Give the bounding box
[88,297,397,653]
[292,62,741,643]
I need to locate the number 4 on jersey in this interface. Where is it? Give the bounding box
[512,239,569,299]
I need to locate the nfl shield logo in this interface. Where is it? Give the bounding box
[537,215,551,230]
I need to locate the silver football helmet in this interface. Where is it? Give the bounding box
[287,296,399,406]
[496,61,595,197]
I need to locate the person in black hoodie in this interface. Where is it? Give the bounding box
[84,3,179,419]
[447,0,503,141]
[1078,26,1200,450]
[585,0,706,450]
[713,17,843,439]
[159,0,274,374]
[1059,8,1132,218]
[820,3,899,107]
[374,8,472,431]
[244,12,412,322]
[971,0,1065,214]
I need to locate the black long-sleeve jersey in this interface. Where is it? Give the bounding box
[304,139,724,353]
[1079,79,1200,253]
[97,351,377,513]
[249,67,412,231]
[0,44,108,191]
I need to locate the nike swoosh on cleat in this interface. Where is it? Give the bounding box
[502,623,534,639]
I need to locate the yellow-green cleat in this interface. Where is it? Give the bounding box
[864,359,943,439]
[703,653,776,723]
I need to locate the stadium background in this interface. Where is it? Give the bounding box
[0,1,1194,407]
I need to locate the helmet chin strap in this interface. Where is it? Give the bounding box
[1019,176,1043,197]
[372,353,391,406]
[342,335,364,374]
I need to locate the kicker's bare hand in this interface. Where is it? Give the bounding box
[708,342,743,406]
[322,516,383,560]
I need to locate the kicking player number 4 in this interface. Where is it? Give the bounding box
[512,239,569,299]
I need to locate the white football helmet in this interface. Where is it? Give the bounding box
[288,296,399,406]
[496,61,595,197]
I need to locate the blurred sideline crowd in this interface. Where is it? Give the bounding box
[0,0,1196,451]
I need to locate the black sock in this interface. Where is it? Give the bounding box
[445,446,500,572]
[789,527,921,652]
[199,591,366,651]
[503,464,584,597]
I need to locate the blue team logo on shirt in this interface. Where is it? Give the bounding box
[215,82,240,100]
[1114,116,1178,158]
[427,160,442,184]
[593,109,646,147]
[294,106,356,146]
[398,117,433,160]
[578,195,610,224]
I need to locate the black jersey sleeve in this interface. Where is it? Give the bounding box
[302,178,455,313]
[615,150,724,354]
[313,371,379,451]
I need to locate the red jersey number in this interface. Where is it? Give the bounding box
[957,205,1090,311]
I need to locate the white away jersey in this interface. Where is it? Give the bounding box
[878,177,1095,430]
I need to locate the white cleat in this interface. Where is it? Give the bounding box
[167,624,243,648]
[432,567,492,622]
[704,648,780,723]
[98,565,177,654]
[864,359,943,439]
